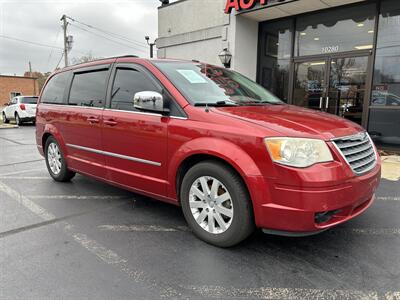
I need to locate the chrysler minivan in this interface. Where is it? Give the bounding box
[36,56,381,247]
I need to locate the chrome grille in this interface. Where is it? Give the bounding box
[332,132,377,175]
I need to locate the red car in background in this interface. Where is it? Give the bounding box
[35,56,381,247]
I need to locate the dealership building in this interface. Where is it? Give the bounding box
[157,0,400,150]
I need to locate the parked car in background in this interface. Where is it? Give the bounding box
[2,96,38,125]
[36,56,381,247]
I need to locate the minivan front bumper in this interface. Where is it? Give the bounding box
[253,162,381,233]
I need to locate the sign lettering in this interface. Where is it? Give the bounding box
[224,0,267,14]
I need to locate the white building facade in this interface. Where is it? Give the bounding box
[157,0,400,151]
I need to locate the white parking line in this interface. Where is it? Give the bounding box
[346,228,400,235]
[386,291,400,300]
[98,224,185,232]
[0,180,179,297]
[1,179,398,299]
[0,176,51,180]
[182,285,381,300]
[0,181,55,221]
[29,195,126,200]
[377,196,400,201]
[0,168,45,177]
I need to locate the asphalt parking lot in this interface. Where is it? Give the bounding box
[0,126,399,300]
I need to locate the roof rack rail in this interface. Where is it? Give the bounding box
[66,55,139,68]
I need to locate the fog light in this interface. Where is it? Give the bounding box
[315,209,341,224]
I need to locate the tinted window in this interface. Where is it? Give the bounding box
[295,4,375,56]
[41,72,69,104]
[258,19,292,102]
[20,97,38,104]
[368,0,400,149]
[69,70,108,107]
[111,68,160,111]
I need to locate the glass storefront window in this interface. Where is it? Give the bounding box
[295,4,376,57]
[369,0,400,149]
[258,20,292,102]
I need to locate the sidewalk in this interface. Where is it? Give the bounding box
[381,155,400,181]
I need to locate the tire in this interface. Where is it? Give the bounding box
[45,136,76,182]
[15,113,22,126]
[180,161,254,247]
[2,112,9,124]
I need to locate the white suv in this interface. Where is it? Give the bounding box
[2,96,38,125]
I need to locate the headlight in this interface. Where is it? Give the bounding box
[264,138,333,168]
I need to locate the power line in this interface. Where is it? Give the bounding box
[46,26,62,69]
[0,34,64,50]
[66,15,148,49]
[69,23,147,55]
[55,52,64,70]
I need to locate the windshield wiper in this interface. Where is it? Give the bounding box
[237,100,284,106]
[194,101,238,107]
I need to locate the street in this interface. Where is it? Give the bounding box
[0,126,399,300]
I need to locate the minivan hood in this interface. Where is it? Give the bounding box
[213,104,364,140]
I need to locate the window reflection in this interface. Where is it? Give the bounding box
[258,20,292,102]
[295,4,375,57]
[369,0,400,148]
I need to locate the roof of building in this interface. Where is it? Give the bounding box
[0,75,38,80]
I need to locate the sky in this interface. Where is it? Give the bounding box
[0,0,160,75]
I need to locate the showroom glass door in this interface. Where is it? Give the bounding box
[327,55,370,126]
[293,59,328,111]
[292,53,371,126]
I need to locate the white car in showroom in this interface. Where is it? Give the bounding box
[2,96,38,125]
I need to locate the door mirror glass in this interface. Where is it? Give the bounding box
[133,91,166,113]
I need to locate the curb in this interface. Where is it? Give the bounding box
[0,124,18,129]
[381,156,400,164]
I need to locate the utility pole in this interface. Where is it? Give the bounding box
[61,14,69,67]
[145,36,155,59]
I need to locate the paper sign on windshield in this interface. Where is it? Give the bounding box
[177,70,207,84]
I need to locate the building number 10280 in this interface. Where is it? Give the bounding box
[322,45,340,54]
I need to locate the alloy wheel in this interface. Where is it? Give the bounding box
[47,142,62,175]
[189,176,234,234]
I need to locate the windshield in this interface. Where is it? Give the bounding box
[20,97,38,104]
[153,62,283,106]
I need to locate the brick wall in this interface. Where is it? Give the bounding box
[0,76,39,106]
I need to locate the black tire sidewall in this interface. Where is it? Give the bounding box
[2,113,8,123]
[45,137,74,182]
[181,161,254,247]
[15,113,21,125]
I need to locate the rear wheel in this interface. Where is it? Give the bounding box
[45,136,75,182]
[2,112,9,124]
[15,113,22,126]
[180,161,254,247]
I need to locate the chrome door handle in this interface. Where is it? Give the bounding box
[319,97,323,109]
[104,119,118,126]
[326,97,330,109]
[87,117,99,124]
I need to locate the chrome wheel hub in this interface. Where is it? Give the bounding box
[189,176,234,234]
[47,142,62,175]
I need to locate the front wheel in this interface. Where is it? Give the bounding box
[2,113,9,124]
[180,161,254,247]
[45,136,76,182]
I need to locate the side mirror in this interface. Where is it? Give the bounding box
[133,91,168,113]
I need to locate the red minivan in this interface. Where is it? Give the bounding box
[36,56,381,247]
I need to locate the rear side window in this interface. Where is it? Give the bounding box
[69,70,108,108]
[20,97,38,104]
[111,68,160,111]
[41,72,70,104]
